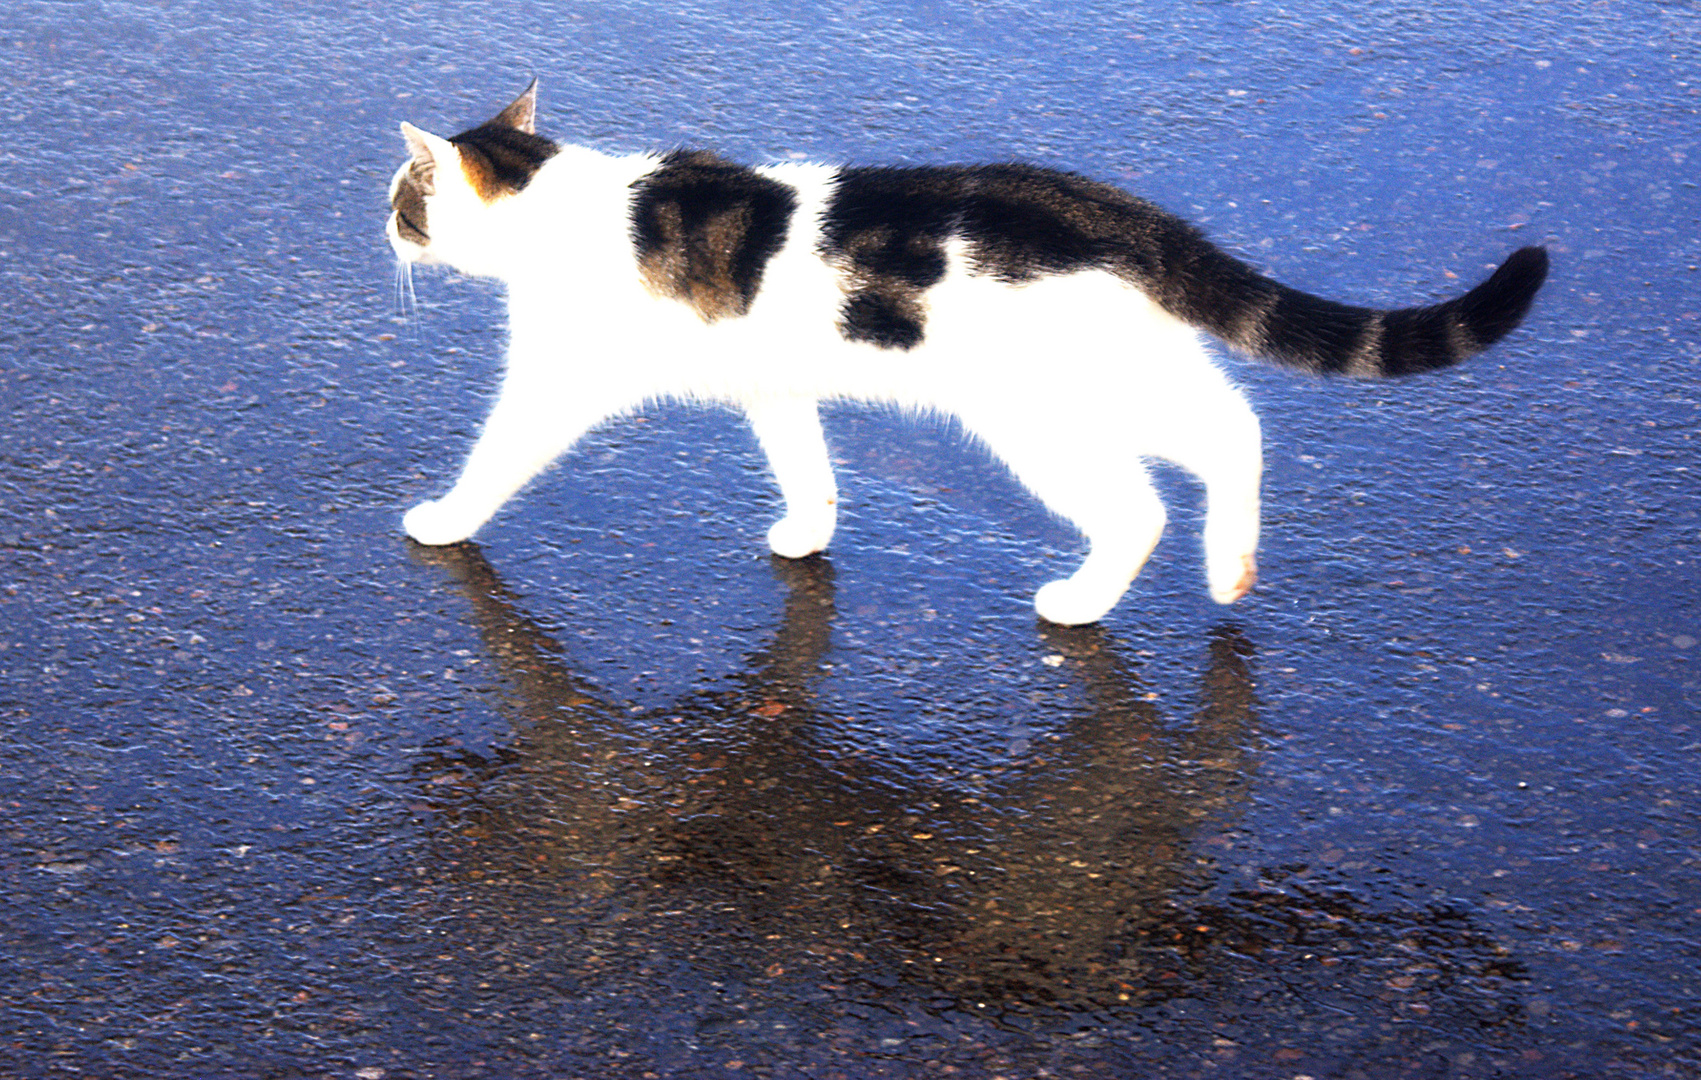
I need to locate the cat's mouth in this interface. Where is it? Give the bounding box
[386,212,437,265]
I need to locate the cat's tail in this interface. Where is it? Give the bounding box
[1166,243,1549,377]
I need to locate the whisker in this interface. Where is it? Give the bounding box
[402,262,421,341]
[391,262,415,338]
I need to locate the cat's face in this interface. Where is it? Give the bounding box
[386,143,437,264]
[386,81,556,270]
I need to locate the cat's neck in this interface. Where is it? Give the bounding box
[455,145,659,283]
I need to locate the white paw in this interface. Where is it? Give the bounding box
[1207,553,1258,605]
[1034,576,1124,626]
[404,500,478,546]
[767,514,833,560]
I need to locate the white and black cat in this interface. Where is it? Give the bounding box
[388,83,1547,625]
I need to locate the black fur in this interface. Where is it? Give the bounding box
[629,150,799,321]
[449,122,559,198]
[1453,245,1550,348]
[819,162,1547,372]
[841,293,926,350]
[821,164,1179,349]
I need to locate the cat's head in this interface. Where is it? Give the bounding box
[387,81,558,271]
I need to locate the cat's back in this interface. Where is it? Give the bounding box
[618,153,1167,351]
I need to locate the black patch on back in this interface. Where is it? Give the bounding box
[818,167,962,349]
[842,293,926,350]
[955,164,1162,282]
[450,122,559,199]
[629,150,799,321]
[821,163,1193,349]
[819,161,1547,374]
[821,167,957,288]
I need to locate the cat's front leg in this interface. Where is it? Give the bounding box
[405,388,606,546]
[743,396,838,559]
[404,498,484,546]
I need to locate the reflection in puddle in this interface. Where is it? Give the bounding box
[408,544,1526,1058]
[411,544,1254,1011]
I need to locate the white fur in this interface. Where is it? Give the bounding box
[392,143,1262,625]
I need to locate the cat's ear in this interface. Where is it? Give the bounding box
[399,121,455,193]
[489,79,539,135]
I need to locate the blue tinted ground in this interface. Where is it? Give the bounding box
[0,1,1696,1077]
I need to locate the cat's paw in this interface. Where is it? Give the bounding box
[1207,553,1257,605]
[1034,577,1123,626]
[404,500,478,546]
[767,514,833,560]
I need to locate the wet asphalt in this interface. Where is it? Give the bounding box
[1,1,1697,1077]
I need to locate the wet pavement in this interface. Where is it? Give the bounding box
[1,1,1697,1077]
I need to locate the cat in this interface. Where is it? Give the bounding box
[387,82,1548,625]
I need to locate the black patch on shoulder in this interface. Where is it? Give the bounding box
[629,150,799,322]
[450,122,559,200]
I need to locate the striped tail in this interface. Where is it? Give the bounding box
[1172,244,1550,378]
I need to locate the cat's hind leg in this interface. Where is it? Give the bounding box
[962,414,1167,625]
[743,396,838,559]
[1198,432,1262,605]
[1029,470,1169,625]
[1151,381,1263,604]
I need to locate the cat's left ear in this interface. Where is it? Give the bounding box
[489,79,539,135]
[399,121,455,193]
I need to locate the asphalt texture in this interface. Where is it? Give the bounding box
[1,1,1697,1077]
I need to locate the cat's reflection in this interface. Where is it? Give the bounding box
[408,543,1258,1011]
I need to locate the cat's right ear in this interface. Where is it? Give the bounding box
[490,79,539,135]
[399,122,454,194]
